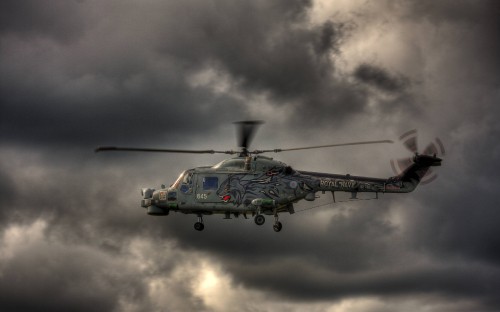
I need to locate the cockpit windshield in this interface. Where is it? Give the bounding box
[172,171,186,189]
[172,170,194,191]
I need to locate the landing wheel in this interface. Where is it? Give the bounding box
[194,222,205,231]
[254,214,265,226]
[273,222,283,232]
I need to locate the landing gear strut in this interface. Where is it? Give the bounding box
[194,214,204,231]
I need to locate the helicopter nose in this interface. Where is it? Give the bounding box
[141,188,155,208]
[141,188,155,199]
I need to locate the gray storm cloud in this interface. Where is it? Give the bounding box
[1,0,500,311]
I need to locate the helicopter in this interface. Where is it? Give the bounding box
[95,121,442,232]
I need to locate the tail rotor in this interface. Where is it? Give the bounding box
[390,130,445,184]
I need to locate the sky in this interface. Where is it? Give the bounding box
[1,0,499,311]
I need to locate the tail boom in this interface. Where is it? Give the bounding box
[299,154,442,195]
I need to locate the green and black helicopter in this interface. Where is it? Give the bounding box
[96,121,442,232]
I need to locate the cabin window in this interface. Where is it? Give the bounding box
[203,177,219,190]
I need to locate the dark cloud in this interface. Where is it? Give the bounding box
[0,239,140,312]
[225,259,500,305]
[1,0,500,311]
[0,0,86,43]
[0,36,245,148]
[0,0,369,151]
[354,63,409,93]
[0,165,16,210]
[403,0,500,83]
[404,0,500,26]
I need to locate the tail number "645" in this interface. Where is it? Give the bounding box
[196,193,208,200]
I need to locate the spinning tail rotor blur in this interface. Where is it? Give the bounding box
[390,129,446,184]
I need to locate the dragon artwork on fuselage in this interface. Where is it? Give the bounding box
[216,166,316,207]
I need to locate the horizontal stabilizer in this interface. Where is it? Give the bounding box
[413,154,442,167]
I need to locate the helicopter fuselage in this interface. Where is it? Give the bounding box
[140,154,441,228]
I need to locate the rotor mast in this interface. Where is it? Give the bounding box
[234,120,263,157]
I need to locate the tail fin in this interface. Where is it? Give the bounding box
[387,154,442,192]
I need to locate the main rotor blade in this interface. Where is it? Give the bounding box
[252,140,394,154]
[95,146,236,154]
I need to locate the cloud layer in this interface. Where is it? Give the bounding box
[1,0,500,311]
